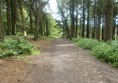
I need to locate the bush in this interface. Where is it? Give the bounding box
[92,43,111,61]
[73,38,99,50]
[72,38,118,68]
[0,36,34,58]
[110,40,118,52]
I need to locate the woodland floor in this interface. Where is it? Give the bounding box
[0,38,118,83]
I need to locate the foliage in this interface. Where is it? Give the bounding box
[47,14,61,38]
[72,38,99,50]
[72,38,118,68]
[0,36,34,58]
[92,43,111,60]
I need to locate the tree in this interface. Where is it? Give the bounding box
[0,0,3,40]
[70,0,75,37]
[29,0,33,34]
[31,0,49,40]
[6,0,11,35]
[92,0,96,39]
[82,0,86,38]
[105,0,113,41]
[86,0,90,38]
[18,0,27,37]
[96,0,102,41]
[56,0,72,40]
[0,0,117,41]
[10,0,17,35]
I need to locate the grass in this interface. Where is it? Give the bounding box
[72,38,118,68]
[32,50,42,55]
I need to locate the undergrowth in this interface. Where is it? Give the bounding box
[72,38,118,68]
[0,36,36,58]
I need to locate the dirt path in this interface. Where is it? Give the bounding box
[0,38,118,83]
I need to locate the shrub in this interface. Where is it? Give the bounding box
[0,36,34,58]
[73,38,99,50]
[92,43,111,61]
[72,38,118,68]
[110,40,118,52]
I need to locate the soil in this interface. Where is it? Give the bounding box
[0,38,118,83]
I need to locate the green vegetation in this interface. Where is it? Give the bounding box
[72,38,118,68]
[73,38,99,50]
[0,36,35,58]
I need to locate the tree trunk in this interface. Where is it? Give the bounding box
[0,1,3,40]
[56,0,71,40]
[39,23,42,35]
[102,18,105,40]
[82,0,85,38]
[10,0,16,35]
[34,9,39,40]
[29,0,33,34]
[18,0,27,37]
[44,14,49,36]
[92,0,96,39]
[75,11,78,38]
[70,0,75,37]
[105,0,113,41]
[96,0,102,41]
[75,3,79,38]
[112,20,116,40]
[86,0,90,38]
[6,0,11,35]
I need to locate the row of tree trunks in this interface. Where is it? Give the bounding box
[4,0,50,40]
[81,0,114,41]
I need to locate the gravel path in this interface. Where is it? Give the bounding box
[0,38,118,83]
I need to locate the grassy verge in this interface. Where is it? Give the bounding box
[0,36,41,59]
[72,38,118,68]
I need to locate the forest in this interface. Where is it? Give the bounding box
[0,0,118,83]
[0,0,117,41]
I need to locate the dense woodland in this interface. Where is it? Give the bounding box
[56,0,118,41]
[0,0,118,41]
[0,0,59,40]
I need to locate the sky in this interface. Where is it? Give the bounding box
[46,0,59,19]
[48,0,58,13]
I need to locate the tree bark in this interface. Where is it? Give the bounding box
[82,0,85,38]
[10,0,16,35]
[70,0,75,37]
[34,8,39,40]
[92,0,96,39]
[29,0,33,34]
[105,0,113,41]
[86,0,90,38]
[18,0,27,36]
[6,0,11,35]
[0,1,3,40]
[96,0,102,41]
